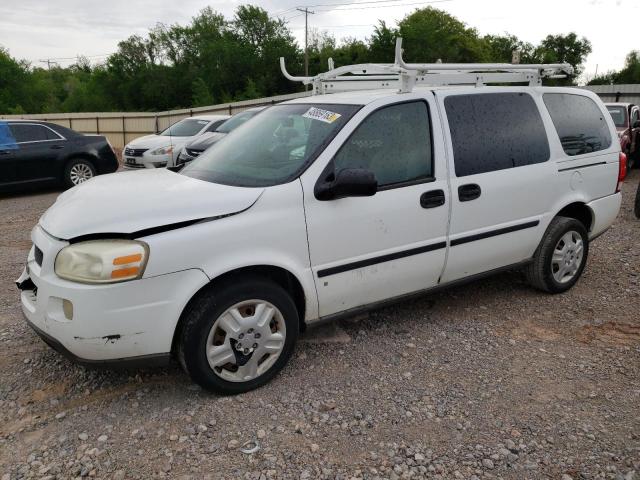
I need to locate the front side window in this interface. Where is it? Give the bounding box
[607,106,627,128]
[9,124,52,143]
[159,118,210,137]
[445,92,550,177]
[332,101,433,187]
[544,93,612,156]
[181,104,360,187]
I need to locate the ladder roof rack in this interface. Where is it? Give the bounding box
[280,38,573,95]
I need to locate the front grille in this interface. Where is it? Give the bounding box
[185,149,202,158]
[34,246,43,267]
[124,162,146,169]
[124,147,148,157]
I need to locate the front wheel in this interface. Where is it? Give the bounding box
[526,216,589,293]
[64,158,96,188]
[178,277,299,394]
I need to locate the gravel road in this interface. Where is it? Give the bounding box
[1,171,639,480]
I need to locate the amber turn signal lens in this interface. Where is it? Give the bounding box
[113,253,143,265]
[111,267,140,279]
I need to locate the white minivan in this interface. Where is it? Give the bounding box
[17,57,626,394]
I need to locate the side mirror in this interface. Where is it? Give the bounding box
[633,120,640,129]
[315,168,378,201]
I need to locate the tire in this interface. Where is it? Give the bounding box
[634,181,640,219]
[526,216,589,294]
[64,158,96,188]
[178,276,299,394]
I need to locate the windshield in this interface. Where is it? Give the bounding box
[216,110,262,134]
[159,118,210,137]
[181,104,360,187]
[607,106,627,128]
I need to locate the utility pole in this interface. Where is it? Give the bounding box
[296,7,315,78]
[39,59,57,70]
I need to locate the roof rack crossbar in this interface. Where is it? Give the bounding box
[280,38,573,94]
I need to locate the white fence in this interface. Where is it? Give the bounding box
[0,91,312,149]
[2,84,639,149]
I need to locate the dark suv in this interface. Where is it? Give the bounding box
[0,120,119,193]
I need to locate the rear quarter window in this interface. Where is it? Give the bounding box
[543,93,612,156]
[445,92,550,177]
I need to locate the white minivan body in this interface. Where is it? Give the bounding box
[18,85,623,393]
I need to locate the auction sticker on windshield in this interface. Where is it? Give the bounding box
[302,107,342,124]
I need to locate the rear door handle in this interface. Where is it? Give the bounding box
[420,189,445,208]
[458,183,481,202]
[50,145,65,150]
[0,150,11,155]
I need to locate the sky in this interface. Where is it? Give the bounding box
[0,0,636,82]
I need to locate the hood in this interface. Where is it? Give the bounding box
[40,169,263,240]
[127,134,190,150]
[186,132,227,151]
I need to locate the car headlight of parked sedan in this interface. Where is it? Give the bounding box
[149,146,174,155]
[55,240,149,284]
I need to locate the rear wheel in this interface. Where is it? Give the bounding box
[178,277,299,394]
[526,216,589,293]
[64,158,96,188]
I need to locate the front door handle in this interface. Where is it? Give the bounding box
[420,189,445,208]
[50,145,65,150]
[458,183,481,202]
[0,150,11,155]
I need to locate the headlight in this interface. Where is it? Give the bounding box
[150,146,173,155]
[55,240,149,284]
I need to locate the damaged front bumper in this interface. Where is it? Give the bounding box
[18,225,209,367]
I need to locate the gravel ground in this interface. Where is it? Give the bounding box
[0,171,639,480]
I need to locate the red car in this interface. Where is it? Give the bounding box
[606,102,640,169]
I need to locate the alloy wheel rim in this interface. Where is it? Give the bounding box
[206,300,286,383]
[551,230,584,284]
[69,163,94,185]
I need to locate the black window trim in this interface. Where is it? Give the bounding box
[542,92,613,158]
[445,91,551,178]
[8,122,66,144]
[318,98,436,194]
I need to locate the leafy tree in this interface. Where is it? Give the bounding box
[192,77,214,106]
[369,21,397,62]
[589,50,640,85]
[0,6,601,114]
[397,7,488,63]
[483,34,536,63]
[533,33,592,85]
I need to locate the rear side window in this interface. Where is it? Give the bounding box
[333,101,433,187]
[543,93,612,156]
[9,124,52,143]
[445,92,550,177]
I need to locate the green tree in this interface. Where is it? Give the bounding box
[368,21,397,62]
[192,77,214,106]
[589,50,640,85]
[533,33,592,85]
[397,7,488,63]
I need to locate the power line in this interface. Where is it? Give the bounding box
[304,0,448,8]
[314,0,452,12]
